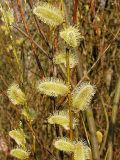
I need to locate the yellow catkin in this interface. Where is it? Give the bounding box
[60,26,83,48]
[74,141,91,160]
[72,82,96,112]
[54,138,74,152]
[10,148,29,160]
[33,2,64,27]
[9,129,26,147]
[48,110,77,130]
[7,83,26,105]
[54,52,78,68]
[37,77,69,97]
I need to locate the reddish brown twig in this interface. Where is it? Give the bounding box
[73,0,78,24]
[16,0,45,78]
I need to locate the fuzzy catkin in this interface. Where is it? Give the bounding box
[54,138,74,152]
[10,148,29,160]
[72,82,96,112]
[37,77,69,97]
[9,129,26,147]
[33,2,64,27]
[7,83,26,105]
[60,26,82,48]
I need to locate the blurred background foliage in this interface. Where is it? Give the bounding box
[0,0,120,159]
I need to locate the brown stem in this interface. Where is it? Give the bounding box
[27,0,50,48]
[16,0,45,78]
[73,0,78,24]
[86,108,100,160]
[107,75,120,160]
[66,48,73,141]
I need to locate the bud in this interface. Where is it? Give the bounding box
[96,131,103,144]
[22,107,37,122]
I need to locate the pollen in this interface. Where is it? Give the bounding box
[7,83,26,105]
[60,26,83,48]
[37,77,69,97]
[72,82,96,112]
[33,2,64,27]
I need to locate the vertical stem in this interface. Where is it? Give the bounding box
[66,48,73,141]
[16,0,45,78]
[73,0,78,24]
[25,103,36,153]
[107,75,120,160]
[86,108,100,160]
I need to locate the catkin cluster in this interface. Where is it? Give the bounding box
[7,1,97,160]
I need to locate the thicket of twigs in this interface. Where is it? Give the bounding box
[0,0,120,160]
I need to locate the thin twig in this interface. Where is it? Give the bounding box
[107,75,120,160]
[16,0,45,78]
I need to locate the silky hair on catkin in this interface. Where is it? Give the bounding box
[7,83,26,105]
[33,2,64,27]
[37,77,70,97]
[72,82,96,112]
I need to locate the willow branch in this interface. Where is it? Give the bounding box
[86,108,100,160]
[16,0,45,78]
[107,75,120,160]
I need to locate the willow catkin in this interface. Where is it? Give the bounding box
[72,82,96,112]
[7,83,26,105]
[33,2,64,27]
[60,26,83,48]
[37,77,69,97]
[48,110,77,130]
[53,137,74,152]
[10,148,30,160]
[54,52,78,68]
[9,129,26,147]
